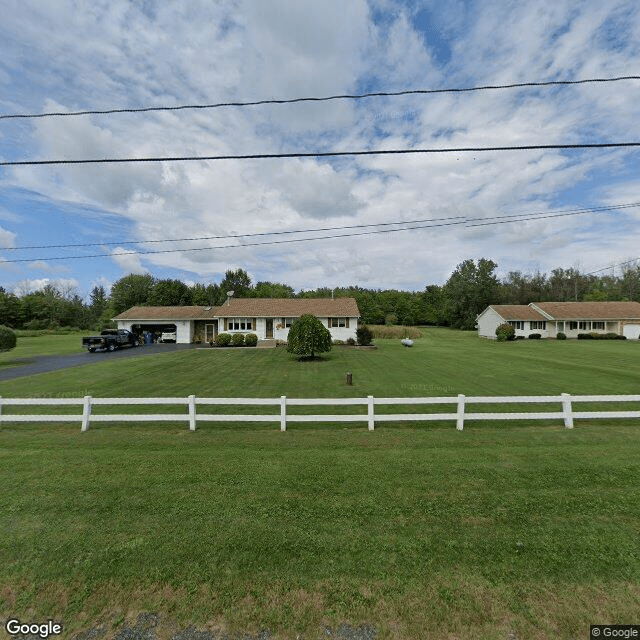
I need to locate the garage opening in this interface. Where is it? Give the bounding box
[623,324,640,340]
[131,323,177,343]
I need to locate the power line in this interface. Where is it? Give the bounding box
[2,142,640,167]
[0,204,628,264]
[1,76,638,120]
[585,257,640,276]
[3,202,637,252]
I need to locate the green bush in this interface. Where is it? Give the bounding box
[606,332,619,340]
[556,332,567,340]
[244,333,258,347]
[528,333,542,339]
[495,323,515,342]
[356,325,374,346]
[333,339,344,345]
[0,325,17,351]
[231,333,245,347]
[215,332,232,347]
[287,314,332,359]
[577,333,593,340]
[346,337,356,346]
[616,334,628,340]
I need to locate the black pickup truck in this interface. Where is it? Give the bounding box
[82,329,139,352]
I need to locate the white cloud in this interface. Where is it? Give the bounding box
[1,0,640,292]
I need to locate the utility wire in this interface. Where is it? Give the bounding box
[1,76,638,120]
[0,205,622,264]
[2,142,640,167]
[3,202,637,252]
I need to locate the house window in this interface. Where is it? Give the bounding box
[330,317,349,328]
[530,321,546,330]
[569,321,578,330]
[578,321,589,330]
[592,321,605,330]
[228,318,253,331]
[508,321,524,330]
[282,317,295,328]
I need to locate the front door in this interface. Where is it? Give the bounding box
[205,321,218,343]
[266,319,273,338]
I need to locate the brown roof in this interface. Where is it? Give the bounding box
[533,301,640,320]
[213,297,360,318]
[113,306,215,321]
[490,305,547,321]
[113,298,360,321]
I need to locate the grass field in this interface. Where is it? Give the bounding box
[1,329,640,639]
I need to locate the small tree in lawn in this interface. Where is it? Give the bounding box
[287,314,332,359]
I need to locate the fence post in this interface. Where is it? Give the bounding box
[280,395,287,431]
[367,395,375,430]
[81,395,92,432]
[188,395,197,431]
[456,394,465,431]
[561,393,574,429]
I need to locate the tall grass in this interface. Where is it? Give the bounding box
[367,324,423,339]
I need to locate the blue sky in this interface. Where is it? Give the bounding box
[1,0,639,299]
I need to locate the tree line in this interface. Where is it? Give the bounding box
[2,261,639,332]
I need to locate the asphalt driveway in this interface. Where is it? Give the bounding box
[0,343,200,381]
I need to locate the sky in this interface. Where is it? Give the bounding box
[1,0,639,299]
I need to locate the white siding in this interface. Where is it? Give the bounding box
[476,307,504,339]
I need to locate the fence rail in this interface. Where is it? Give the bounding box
[1,394,640,432]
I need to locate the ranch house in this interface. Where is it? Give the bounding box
[113,297,360,344]
[476,301,640,340]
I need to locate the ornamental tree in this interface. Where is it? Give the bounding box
[287,314,332,359]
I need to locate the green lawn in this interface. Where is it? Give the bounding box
[1,329,640,639]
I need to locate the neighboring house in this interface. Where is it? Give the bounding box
[113,297,360,344]
[476,301,640,339]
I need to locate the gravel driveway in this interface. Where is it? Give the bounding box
[0,343,199,381]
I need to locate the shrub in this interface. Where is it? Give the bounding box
[515,335,525,340]
[0,325,17,351]
[616,334,628,340]
[287,314,332,359]
[244,333,258,347]
[333,339,344,345]
[577,333,592,340]
[556,332,567,340]
[231,333,245,347]
[528,333,542,339]
[346,337,356,346]
[215,332,232,347]
[495,323,515,342]
[356,325,373,346]
[606,332,619,340]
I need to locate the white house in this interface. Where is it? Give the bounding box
[476,301,640,339]
[113,297,360,344]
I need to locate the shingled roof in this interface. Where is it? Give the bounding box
[533,301,640,320]
[489,305,547,321]
[113,298,360,321]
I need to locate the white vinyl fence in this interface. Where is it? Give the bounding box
[1,394,640,432]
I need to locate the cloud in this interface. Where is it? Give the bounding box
[1,0,640,293]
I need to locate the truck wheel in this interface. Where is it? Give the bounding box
[132,340,138,347]
[88,348,95,353]
[107,343,116,352]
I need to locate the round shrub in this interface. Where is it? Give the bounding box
[616,334,628,340]
[215,332,232,347]
[356,325,373,346]
[346,337,356,346]
[577,333,592,340]
[556,332,567,340]
[0,325,17,351]
[244,333,258,347]
[231,333,245,347]
[495,323,515,342]
[528,333,542,339]
[606,332,619,340]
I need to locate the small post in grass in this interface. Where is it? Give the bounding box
[81,395,92,432]
[456,393,465,431]
[346,372,352,385]
[561,392,574,429]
